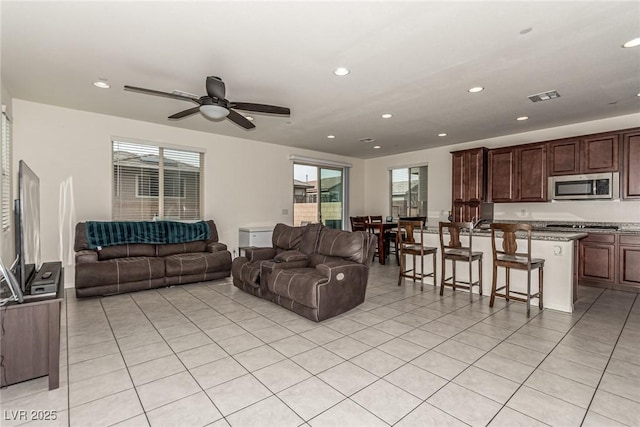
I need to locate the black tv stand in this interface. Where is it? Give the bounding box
[27,261,61,296]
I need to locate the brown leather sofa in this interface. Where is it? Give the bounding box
[74,220,231,297]
[232,223,377,321]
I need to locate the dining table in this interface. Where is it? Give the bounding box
[364,221,397,265]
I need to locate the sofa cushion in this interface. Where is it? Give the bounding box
[272,223,304,251]
[315,229,369,264]
[274,250,309,263]
[157,241,208,257]
[97,244,156,261]
[267,267,328,309]
[75,257,165,288]
[165,252,232,277]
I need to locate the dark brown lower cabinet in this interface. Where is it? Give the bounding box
[579,233,640,292]
[579,234,616,284]
[619,235,640,287]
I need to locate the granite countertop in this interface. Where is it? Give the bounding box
[423,227,588,242]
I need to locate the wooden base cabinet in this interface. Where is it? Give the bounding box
[579,233,640,292]
[619,235,640,287]
[579,234,616,285]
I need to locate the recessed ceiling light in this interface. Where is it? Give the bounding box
[468,86,484,93]
[622,37,640,48]
[333,67,350,76]
[373,145,381,149]
[516,116,529,121]
[327,135,336,139]
[245,116,254,121]
[637,92,640,97]
[381,113,393,119]
[93,80,110,89]
[438,133,447,137]
[519,27,533,35]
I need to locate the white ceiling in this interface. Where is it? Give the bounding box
[2,1,639,159]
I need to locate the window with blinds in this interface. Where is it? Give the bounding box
[1,111,11,231]
[390,165,428,217]
[112,140,203,221]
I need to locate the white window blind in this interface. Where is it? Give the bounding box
[112,140,203,221]
[390,165,428,217]
[1,111,11,231]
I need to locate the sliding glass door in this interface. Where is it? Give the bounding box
[293,163,345,229]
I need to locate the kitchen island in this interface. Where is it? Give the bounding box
[413,228,587,313]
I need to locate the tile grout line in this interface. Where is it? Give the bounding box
[483,287,614,426]
[579,291,639,426]
[97,294,153,427]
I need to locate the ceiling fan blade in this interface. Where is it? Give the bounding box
[168,107,201,120]
[231,102,290,115]
[124,85,201,104]
[227,109,256,130]
[206,76,226,100]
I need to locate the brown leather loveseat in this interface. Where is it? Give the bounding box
[74,220,231,297]
[232,223,377,321]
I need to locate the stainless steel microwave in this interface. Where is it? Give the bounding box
[548,172,619,200]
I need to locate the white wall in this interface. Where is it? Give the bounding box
[12,100,365,286]
[365,113,640,224]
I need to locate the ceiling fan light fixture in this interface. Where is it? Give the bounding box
[93,80,110,89]
[200,104,229,119]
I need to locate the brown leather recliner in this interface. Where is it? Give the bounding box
[231,223,322,297]
[232,223,377,321]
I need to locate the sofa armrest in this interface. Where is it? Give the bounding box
[246,247,277,261]
[207,242,228,253]
[314,261,369,321]
[76,250,98,264]
[315,261,365,281]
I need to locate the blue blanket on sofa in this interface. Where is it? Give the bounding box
[85,221,210,249]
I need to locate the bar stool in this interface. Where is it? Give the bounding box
[489,223,544,317]
[397,219,437,291]
[438,222,483,301]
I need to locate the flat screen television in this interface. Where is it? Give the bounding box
[12,160,41,294]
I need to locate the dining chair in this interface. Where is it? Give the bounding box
[350,216,367,232]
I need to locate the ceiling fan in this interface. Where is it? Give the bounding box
[124,76,290,129]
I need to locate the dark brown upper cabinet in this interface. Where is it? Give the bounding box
[548,138,581,176]
[451,147,487,203]
[487,147,516,202]
[451,147,487,222]
[487,143,547,203]
[621,129,640,199]
[582,133,619,173]
[548,132,620,176]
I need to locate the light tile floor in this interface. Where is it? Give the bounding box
[1,263,639,426]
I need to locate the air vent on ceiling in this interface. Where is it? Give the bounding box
[528,90,561,103]
[359,137,376,143]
